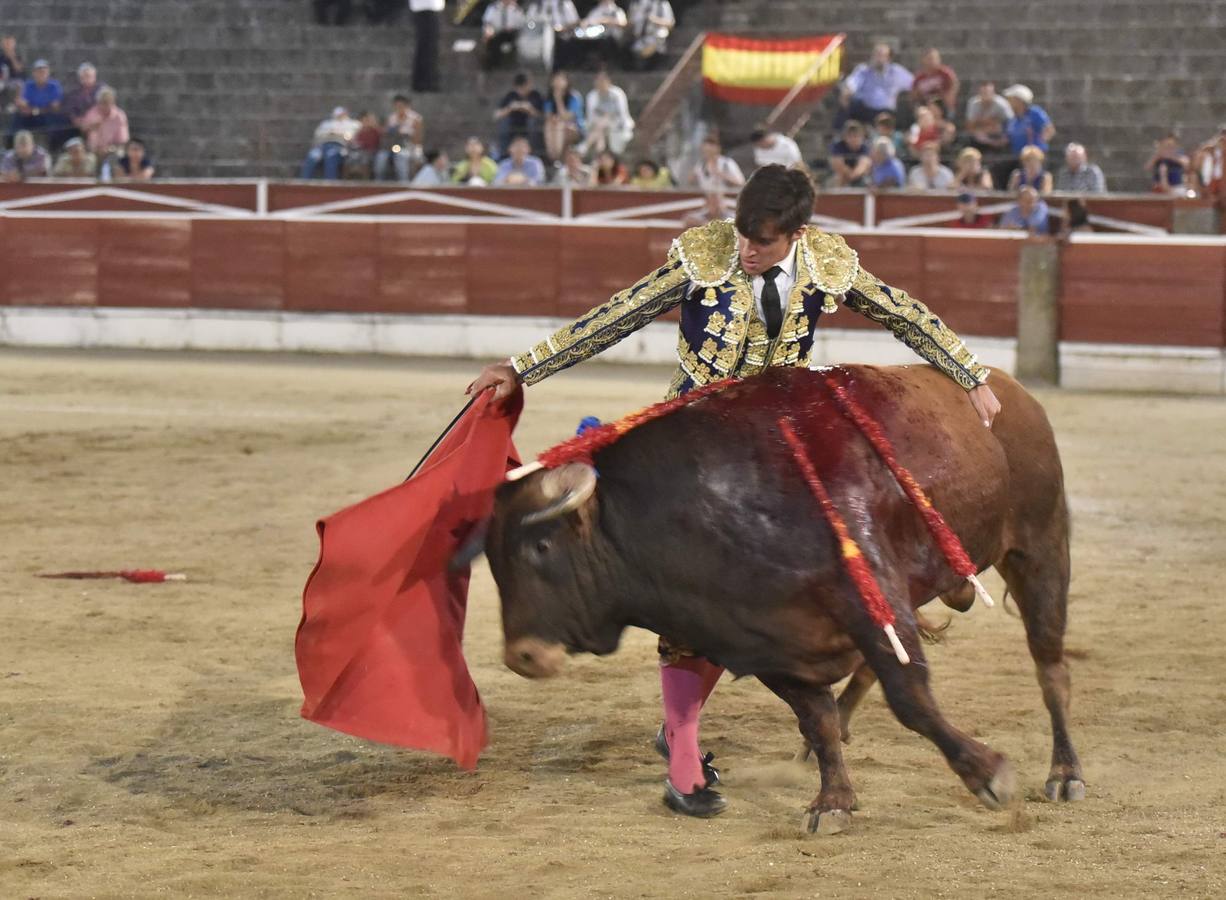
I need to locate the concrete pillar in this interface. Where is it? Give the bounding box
[1171,203,1221,235]
[1016,239,1061,385]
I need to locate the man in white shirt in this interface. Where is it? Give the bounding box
[583,69,635,155]
[409,0,444,92]
[627,0,675,68]
[689,134,745,192]
[526,0,580,70]
[750,127,802,170]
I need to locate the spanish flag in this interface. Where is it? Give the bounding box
[702,33,843,105]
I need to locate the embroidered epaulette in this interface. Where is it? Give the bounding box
[801,230,860,296]
[670,219,738,288]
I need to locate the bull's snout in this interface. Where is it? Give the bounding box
[504,637,567,679]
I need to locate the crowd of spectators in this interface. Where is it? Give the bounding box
[0,33,154,182]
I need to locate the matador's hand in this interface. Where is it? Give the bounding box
[968,384,1001,428]
[467,361,521,401]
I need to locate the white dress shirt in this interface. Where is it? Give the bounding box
[409,0,444,11]
[750,239,798,324]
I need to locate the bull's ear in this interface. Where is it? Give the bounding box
[522,463,597,525]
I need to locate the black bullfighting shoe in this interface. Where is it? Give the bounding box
[654,724,720,788]
[663,780,727,818]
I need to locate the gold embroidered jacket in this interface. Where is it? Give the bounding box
[510,220,989,397]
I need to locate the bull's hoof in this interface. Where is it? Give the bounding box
[1044,776,1087,802]
[805,808,852,835]
[974,761,1016,811]
[663,781,727,818]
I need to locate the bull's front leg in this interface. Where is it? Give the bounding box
[760,675,857,835]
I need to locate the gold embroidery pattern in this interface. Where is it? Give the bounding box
[672,219,738,287]
[845,266,990,390]
[799,230,860,297]
[511,256,690,385]
[704,311,727,336]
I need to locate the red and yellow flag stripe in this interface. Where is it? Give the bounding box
[701,33,843,105]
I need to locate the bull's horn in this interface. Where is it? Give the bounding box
[521,463,597,525]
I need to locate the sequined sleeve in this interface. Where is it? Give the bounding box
[843,267,990,390]
[510,257,691,386]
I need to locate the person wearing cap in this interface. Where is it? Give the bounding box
[63,62,108,131]
[750,126,802,170]
[52,136,97,177]
[0,129,49,182]
[299,106,358,179]
[951,191,993,229]
[1002,84,1055,156]
[12,58,70,145]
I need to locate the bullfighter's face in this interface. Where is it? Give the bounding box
[737,225,803,277]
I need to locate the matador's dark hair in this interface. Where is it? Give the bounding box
[735,164,816,240]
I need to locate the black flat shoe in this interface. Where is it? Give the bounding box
[663,780,727,818]
[654,725,720,788]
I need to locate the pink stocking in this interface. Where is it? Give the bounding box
[660,657,725,793]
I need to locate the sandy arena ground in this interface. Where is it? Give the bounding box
[1,349,1224,899]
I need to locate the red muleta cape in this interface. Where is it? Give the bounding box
[295,389,522,770]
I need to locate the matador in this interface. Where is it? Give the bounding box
[469,164,1001,818]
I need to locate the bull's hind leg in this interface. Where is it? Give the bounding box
[760,675,857,835]
[997,520,1085,802]
[851,610,1015,810]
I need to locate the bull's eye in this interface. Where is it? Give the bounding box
[535,538,551,555]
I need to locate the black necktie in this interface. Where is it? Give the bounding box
[761,265,784,339]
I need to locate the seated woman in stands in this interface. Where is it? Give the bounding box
[951,146,993,191]
[589,148,628,186]
[110,137,155,182]
[542,71,585,164]
[1006,144,1052,196]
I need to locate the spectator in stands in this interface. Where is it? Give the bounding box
[1006,144,1053,195]
[77,87,129,160]
[583,69,634,156]
[626,0,675,70]
[543,71,585,164]
[0,34,23,111]
[828,120,871,187]
[0,130,49,181]
[590,149,628,186]
[868,136,905,188]
[1003,84,1055,156]
[63,63,105,134]
[52,136,96,177]
[298,106,358,179]
[374,94,424,182]
[494,134,546,185]
[871,110,906,159]
[1145,133,1190,194]
[111,137,155,181]
[837,42,912,127]
[453,136,499,185]
[998,186,1049,235]
[554,146,591,184]
[411,149,450,185]
[494,72,544,157]
[908,142,955,190]
[951,191,994,228]
[576,0,628,68]
[313,0,353,25]
[480,0,526,71]
[409,0,443,93]
[905,103,955,156]
[526,0,580,71]
[689,134,744,192]
[964,81,1013,154]
[1192,126,1226,203]
[630,157,672,188]
[951,147,993,191]
[751,126,802,170]
[1055,142,1106,193]
[12,59,71,147]
[910,48,959,114]
[347,110,382,178]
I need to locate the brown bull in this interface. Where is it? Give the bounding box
[486,364,1084,832]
